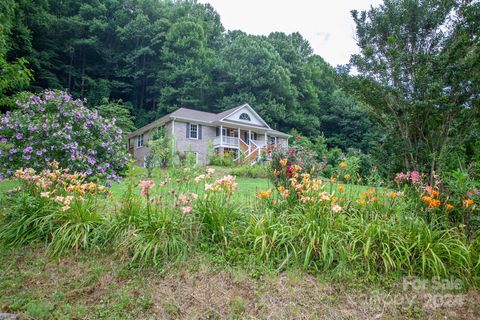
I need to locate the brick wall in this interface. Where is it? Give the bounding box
[173,120,216,165]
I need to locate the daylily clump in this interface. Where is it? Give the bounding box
[204,175,238,196]
[14,161,108,211]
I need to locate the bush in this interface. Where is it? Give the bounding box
[0,90,128,183]
[209,150,236,166]
[229,164,268,178]
[268,145,318,188]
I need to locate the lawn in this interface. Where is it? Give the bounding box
[1,165,372,205]
[0,179,19,203]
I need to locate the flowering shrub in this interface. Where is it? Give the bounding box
[268,145,318,188]
[0,90,128,183]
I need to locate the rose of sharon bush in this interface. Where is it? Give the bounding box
[0,90,128,183]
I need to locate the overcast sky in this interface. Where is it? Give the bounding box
[197,0,383,66]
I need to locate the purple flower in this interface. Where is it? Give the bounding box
[16,132,23,139]
[9,148,17,154]
[23,146,33,153]
[87,156,97,165]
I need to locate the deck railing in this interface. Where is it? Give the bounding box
[213,136,239,147]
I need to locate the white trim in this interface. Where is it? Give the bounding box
[171,120,175,157]
[170,116,212,125]
[219,103,272,129]
[220,125,223,146]
[188,123,199,140]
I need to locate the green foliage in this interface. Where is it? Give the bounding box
[209,150,235,167]
[145,128,173,177]
[229,164,268,179]
[0,57,32,109]
[0,167,108,255]
[349,0,480,175]
[94,98,136,134]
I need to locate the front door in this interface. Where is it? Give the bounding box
[243,131,249,144]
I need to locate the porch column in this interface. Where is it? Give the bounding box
[248,129,251,152]
[220,125,223,147]
[238,127,240,147]
[264,133,267,148]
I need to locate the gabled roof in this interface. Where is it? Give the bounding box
[215,103,272,129]
[169,108,219,122]
[127,104,290,138]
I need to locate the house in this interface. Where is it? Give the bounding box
[126,103,290,166]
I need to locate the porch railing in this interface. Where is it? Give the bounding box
[213,136,239,147]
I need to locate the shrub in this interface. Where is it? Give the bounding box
[0,90,128,183]
[145,128,173,177]
[268,145,318,188]
[229,164,268,178]
[209,150,236,166]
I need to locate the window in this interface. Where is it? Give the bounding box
[189,123,198,139]
[136,134,144,148]
[239,113,251,121]
[268,135,276,145]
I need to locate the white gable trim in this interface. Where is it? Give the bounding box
[220,103,271,129]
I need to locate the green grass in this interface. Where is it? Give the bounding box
[0,179,19,202]
[0,168,375,205]
[107,165,274,203]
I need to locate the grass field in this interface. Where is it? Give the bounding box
[1,167,372,205]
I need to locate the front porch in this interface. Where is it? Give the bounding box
[213,127,278,149]
[213,126,280,164]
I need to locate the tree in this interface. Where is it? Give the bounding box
[144,128,173,177]
[94,98,136,134]
[349,0,479,175]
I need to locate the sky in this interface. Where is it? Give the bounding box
[197,0,383,66]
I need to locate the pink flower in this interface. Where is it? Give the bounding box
[178,193,187,203]
[190,192,198,200]
[181,206,192,214]
[410,171,420,183]
[139,180,155,196]
[139,180,155,188]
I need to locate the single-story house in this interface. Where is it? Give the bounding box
[126,103,290,166]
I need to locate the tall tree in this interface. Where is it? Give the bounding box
[349,0,479,174]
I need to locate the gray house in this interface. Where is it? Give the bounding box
[126,103,290,166]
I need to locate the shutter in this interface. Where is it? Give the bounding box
[216,127,219,136]
[198,124,202,139]
[186,123,190,138]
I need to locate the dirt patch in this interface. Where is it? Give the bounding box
[151,267,480,320]
[153,265,257,319]
[2,248,479,319]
